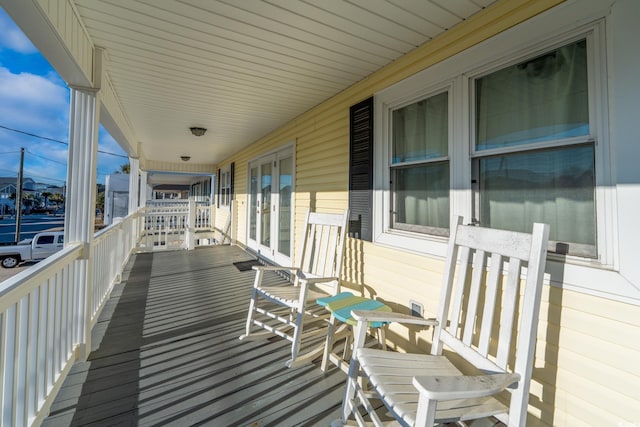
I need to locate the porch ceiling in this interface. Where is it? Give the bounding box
[72,0,496,169]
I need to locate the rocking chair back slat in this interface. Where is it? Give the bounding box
[447,245,469,339]
[463,250,486,346]
[478,253,503,357]
[496,258,522,369]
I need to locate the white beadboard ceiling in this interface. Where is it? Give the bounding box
[73,0,496,169]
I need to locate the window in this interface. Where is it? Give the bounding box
[391,91,450,235]
[373,19,609,262]
[219,169,231,207]
[36,235,54,245]
[472,39,596,257]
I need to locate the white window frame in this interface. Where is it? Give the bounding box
[219,167,231,208]
[469,36,597,259]
[373,5,615,268]
[389,88,452,237]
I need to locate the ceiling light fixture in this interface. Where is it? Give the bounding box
[189,127,207,136]
[180,156,191,162]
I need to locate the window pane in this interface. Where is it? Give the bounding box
[278,156,292,256]
[393,91,448,163]
[479,145,595,247]
[476,39,588,150]
[394,162,449,230]
[37,235,54,244]
[249,166,258,240]
[261,163,271,247]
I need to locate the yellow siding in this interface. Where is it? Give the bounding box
[212,0,640,424]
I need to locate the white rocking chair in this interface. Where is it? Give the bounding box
[240,209,349,368]
[336,216,549,426]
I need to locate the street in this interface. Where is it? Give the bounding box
[0,261,36,282]
[0,214,64,282]
[0,213,64,244]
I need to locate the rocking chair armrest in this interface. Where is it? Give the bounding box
[297,273,339,285]
[412,373,521,401]
[252,265,300,273]
[351,310,438,327]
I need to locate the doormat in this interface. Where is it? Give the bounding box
[233,259,261,272]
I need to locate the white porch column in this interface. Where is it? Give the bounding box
[128,157,140,214]
[139,169,148,208]
[187,198,196,250]
[64,86,99,359]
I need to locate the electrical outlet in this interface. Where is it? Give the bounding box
[410,300,423,318]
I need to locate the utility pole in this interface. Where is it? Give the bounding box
[15,147,24,243]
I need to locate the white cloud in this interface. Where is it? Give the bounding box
[0,67,69,184]
[0,10,37,54]
[0,67,68,110]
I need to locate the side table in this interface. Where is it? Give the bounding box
[317,292,391,372]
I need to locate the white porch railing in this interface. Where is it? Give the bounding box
[0,212,140,427]
[140,200,214,250]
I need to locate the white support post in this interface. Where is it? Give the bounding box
[187,198,196,250]
[139,170,148,209]
[128,158,140,214]
[64,86,99,360]
[127,158,141,243]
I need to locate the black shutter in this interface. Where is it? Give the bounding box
[349,97,374,241]
[216,168,221,208]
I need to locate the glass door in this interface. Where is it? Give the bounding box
[248,149,293,263]
[260,161,272,249]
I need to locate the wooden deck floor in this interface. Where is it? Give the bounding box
[43,245,347,427]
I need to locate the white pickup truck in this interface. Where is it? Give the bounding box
[0,231,64,268]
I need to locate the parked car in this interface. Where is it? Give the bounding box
[0,231,64,268]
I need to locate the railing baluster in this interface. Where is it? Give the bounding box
[37,285,47,410]
[4,305,17,427]
[26,290,39,425]
[15,299,27,427]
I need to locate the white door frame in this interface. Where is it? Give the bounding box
[247,145,295,265]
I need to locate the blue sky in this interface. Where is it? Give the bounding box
[0,7,128,186]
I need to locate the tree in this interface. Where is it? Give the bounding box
[22,193,36,211]
[96,189,105,215]
[117,163,130,174]
[49,193,64,207]
[41,191,52,208]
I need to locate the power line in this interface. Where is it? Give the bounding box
[0,124,129,158]
[26,149,67,167]
[0,124,66,146]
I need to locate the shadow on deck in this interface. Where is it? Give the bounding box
[43,245,346,427]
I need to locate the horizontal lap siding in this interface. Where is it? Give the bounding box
[214,1,640,424]
[359,241,444,352]
[530,288,640,425]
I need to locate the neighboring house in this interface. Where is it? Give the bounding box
[0,180,17,213]
[103,173,130,225]
[0,199,12,215]
[0,177,40,212]
[189,176,213,202]
[151,184,189,200]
